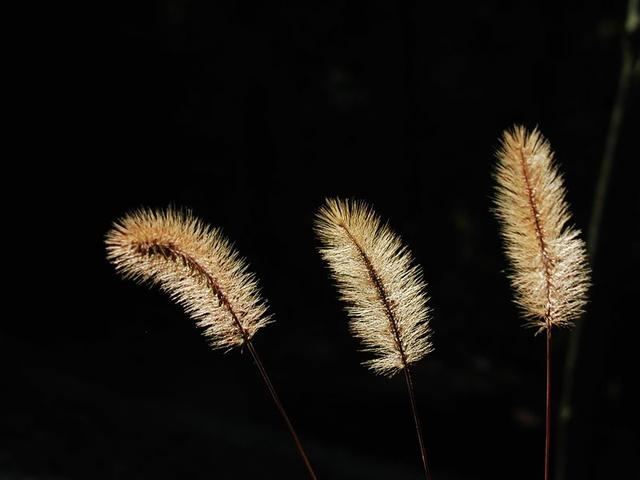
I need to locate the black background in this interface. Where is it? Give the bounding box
[4,1,639,479]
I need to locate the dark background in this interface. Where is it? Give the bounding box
[4,1,639,479]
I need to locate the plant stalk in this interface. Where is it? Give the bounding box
[404,365,432,480]
[556,2,638,479]
[545,328,552,480]
[245,339,318,480]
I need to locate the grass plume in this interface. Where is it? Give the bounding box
[315,198,433,376]
[105,208,271,350]
[493,126,590,480]
[315,197,434,479]
[493,126,590,333]
[106,207,317,479]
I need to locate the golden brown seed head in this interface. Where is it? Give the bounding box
[315,198,433,376]
[105,208,272,350]
[493,126,590,332]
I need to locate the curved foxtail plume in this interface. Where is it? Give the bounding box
[106,208,271,349]
[493,126,590,332]
[493,126,590,480]
[106,208,317,479]
[315,198,434,479]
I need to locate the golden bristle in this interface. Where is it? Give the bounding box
[105,208,272,350]
[494,126,590,332]
[315,198,433,376]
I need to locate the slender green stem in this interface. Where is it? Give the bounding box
[556,2,638,479]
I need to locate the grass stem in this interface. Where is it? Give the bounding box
[245,339,318,480]
[404,365,432,480]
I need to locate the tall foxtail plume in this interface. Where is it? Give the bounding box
[105,208,271,350]
[493,126,590,333]
[314,198,433,376]
[493,126,590,480]
[106,208,317,479]
[315,198,434,480]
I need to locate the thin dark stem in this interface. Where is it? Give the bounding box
[545,328,552,480]
[404,365,432,480]
[245,339,318,480]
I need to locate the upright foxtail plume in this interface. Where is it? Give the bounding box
[106,208,317,479]
[315,198,433,376]
[315,198,433,479]
[493,126,590,480]
[105,208,271,350]
[493,126,590,332]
